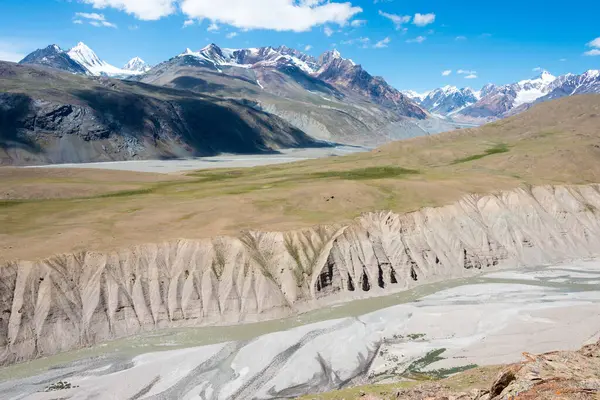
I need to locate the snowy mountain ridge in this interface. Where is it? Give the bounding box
[20,42,149,77]
[409,69,600,123]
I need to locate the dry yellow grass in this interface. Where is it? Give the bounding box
[1,94,599,262]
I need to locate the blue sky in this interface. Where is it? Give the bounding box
[0,0,599,92]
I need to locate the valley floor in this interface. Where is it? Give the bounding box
[22,145,370,174]
[1,260,599,400]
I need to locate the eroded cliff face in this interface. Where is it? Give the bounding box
[1,184,600,365]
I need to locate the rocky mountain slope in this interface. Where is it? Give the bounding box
[0,61,318,165]
[413,69,600,124]
[20,42,442,147]
[138,44,433,146]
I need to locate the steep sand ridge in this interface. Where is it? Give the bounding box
[1,184,600,365]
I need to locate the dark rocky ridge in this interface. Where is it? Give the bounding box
[0,62,319,165]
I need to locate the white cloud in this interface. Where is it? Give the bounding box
[304,45,312,51]
[532,67,543,72]
[406,36,426,44]
[350,19,366,27]
[128,25,140,30]
[226,32,238,38]
[341,37,370,47]
[455,35,466,41]
[584,37,600,56]
[413,13,435,27]
[207,22,219,31]
[559,58,567,62]
[74,12,117,28]
[374,37,390,48]
[183,19,195,28]
[82,0,177,21]
[457,69,476,74]
[442,70,452,76]
[464,74,477,79]
[378,11,410,30]
[180,0,362,32]
[324,26,334,36]
[587,37,600,48]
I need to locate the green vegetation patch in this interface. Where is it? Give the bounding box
[187,170,247,182]
[452,143,509,164]
[312,166,420,181]
[93,188,155,199]
[0,200,25,208]
[403,348,478,380]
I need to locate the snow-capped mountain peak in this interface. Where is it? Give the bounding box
[123,57,150,73]
[401,90,430,103]
[67,42,105,72]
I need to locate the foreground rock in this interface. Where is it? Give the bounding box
[1,184,600,366]
[386,339,600,400]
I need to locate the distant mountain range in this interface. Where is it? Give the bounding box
[3,42,460,165]
[20,42,151,78]
[18,42,600,128]
[404,70,600,123]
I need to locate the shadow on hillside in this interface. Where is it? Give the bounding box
[72,88,319,156]
[0,93,42,154]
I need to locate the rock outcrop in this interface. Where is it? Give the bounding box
[1,184,600,365]
[390,339,600,400]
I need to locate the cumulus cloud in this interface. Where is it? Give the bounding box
[457,69,476,75]
[464,74,477,79]
[406,36,426,44]
[180,0,361,31]
[532,67,543,72]
[350,19,366,27]
[304,45,312,51]
[183,19,195,28]
[442,70,452,76]
[413,13,435,27]
[378,11,410,30]
[82,0,176,20]
[74,12,117,28]
[226,32,238,38]
[324,26,334,36]
[584,37,600,56]
[374,37,390,48]
[455,36,467,41]
[207,22,219,31]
